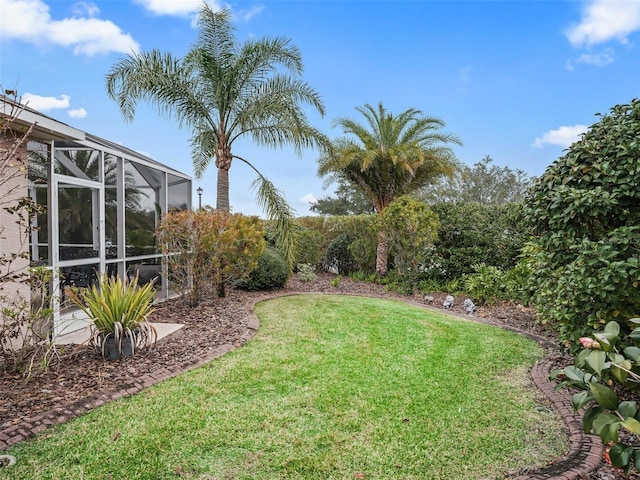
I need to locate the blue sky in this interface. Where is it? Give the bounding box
[2,0,640,216]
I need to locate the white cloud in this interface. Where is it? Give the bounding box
[236,5,265,22]
[566,49,615,70]
[0,0,139,56]
[566,0,640,48]
[71,1,99,17]
[576,50,615,66]
[68,108,87,118]
[300,193,317,204]
[532,125,589,148]
[135,0,222,16]
[22,93,70,111]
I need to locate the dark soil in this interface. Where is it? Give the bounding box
[0,273,629,479]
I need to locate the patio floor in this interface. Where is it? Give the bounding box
[55,322,184,345]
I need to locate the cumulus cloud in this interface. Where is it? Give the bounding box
[1,0,139,56]
[532,125,589,148]
[566,0,640,48]
[300,193,317,204]
[21,93,70,111]
[68,108,87,118]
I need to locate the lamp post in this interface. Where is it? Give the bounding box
[196,187,203,209]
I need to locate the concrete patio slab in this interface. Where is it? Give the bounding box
[55,322,184,345]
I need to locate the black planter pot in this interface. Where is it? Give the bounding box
[103,334,134,360]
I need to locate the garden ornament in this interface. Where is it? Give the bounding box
[443,295,454,309]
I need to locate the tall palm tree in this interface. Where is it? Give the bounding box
[318,102,461,275]
[105,5,328,268]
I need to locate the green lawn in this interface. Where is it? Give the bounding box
[1,295,567,479]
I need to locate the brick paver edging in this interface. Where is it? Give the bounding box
[0,291,604,480]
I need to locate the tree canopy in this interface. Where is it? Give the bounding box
[106,5,328,269]
[525,99,640,347]
[309,178,376,215]
[419,155,534,205]
[317,102,461,274]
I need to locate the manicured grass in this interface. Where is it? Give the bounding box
[1,295,567,479]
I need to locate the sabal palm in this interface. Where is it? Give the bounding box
[105,5,327,267]
[318,102,461,275]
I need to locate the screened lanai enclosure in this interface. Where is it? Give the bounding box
[1,99,192,336]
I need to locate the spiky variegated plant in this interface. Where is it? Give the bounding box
[105,5,328,272]
[318,102,461,276]
[68,274,156,360]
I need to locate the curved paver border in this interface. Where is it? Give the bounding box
[0,291,603,480]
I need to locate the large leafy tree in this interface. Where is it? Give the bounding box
[419,155,534,205]
[105,5,328,268]
[309,177,375,215]
[317,102,461,275]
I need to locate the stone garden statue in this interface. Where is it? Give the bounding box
[464,298,476,315]
[443,295,454,309]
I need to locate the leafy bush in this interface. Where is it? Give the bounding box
[295,228,323,268]
[0,266,55,375]
[156,210,265,305]
[525,99,640,347]
[0,97,56,376]
[462,261,532,306]
[349,270,378,283]
[554,319,640,475]
[382,195,439,280]
[296,215,379,274]
[430,202,527,280]
[296,263,316,282]
[239,247,289,291]
[463,264,505,305]
[325,232,357,275]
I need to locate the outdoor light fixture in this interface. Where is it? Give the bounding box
[197,187,203,209]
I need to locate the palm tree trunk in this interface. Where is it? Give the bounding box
[216,166,230,212]
[376,230,388,276]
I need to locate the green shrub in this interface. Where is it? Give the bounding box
[430,202,527,281]
[382,195,439,280]
[525,99,640,348]
[463,264,505,305]
[462,261,532,306]
[156,210,266,304]
[293,215,379,275]
[554,319,640,475]
[349,270,378,283]
[295,228,323,268]
[325,232,356,275]
[239,247,289,291]
[296,263,317,282]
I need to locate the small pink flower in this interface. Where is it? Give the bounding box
[579,337,600,349]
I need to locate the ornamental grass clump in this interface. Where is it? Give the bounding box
[68,273,157,360]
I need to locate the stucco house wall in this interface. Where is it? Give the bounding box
[0,129,30,307]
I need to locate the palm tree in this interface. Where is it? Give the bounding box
[105,5,328,268]
[318,102,461,275]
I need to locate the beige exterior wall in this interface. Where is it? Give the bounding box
[0,132,31,308]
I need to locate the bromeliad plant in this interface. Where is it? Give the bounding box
[554,319,640,474]
[68,273,157,360]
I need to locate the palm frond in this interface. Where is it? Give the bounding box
[250,174,297,274]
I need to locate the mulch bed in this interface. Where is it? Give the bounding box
[0,273,629,479]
